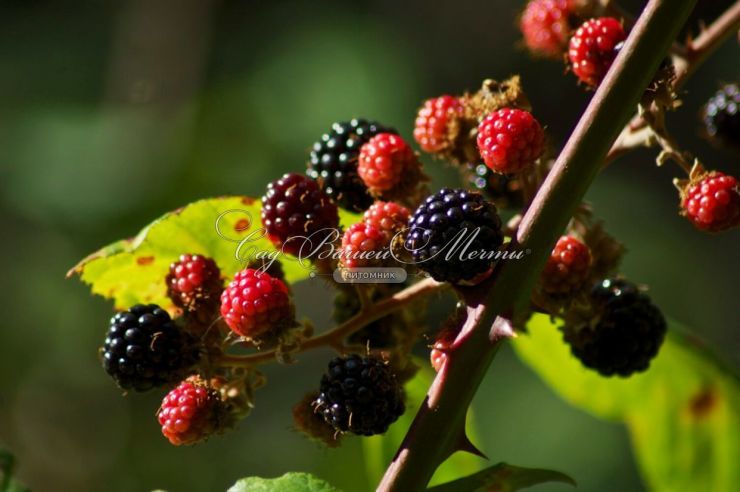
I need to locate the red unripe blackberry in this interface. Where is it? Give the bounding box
[261,173,339,257]
[568,17,626,87]
[358,133,418,192]
[308,119,397,212]
[158,376,224,446]
[564,279,666,377]
[520,0,573,58]
[339,222,386,269]
[680,171,740,232]
[541,236,592,296]
[363,201,410,241]
[476,108,545,174]
[313,354,405,436]
[219,268,294,340]
[405,188,503,284]
[430,305,465,372]
[703,84,740,148]
[166,254,222,312]
[102,304,200,392]
[430,328,457,373]
[413,95,463,153]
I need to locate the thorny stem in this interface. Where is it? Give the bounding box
[378,0,697,490]
[218,277,446,367]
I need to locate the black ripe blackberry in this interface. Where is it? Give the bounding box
[405,188,503,284]
[102,304,200,391]
[703,84,740,148]
[307,119,397,212]
[564,279,666,377]
[463,162,524,209]
[313,354,404,436]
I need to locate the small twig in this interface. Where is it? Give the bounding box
[608,1,740,159]
[673,1,740,88]
[218,277,446,367]
[642,109,693,173]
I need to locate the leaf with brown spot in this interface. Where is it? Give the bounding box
[514,315,740,492]
[70,196,362,312]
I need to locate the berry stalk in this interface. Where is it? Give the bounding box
[378,0,698,490]
[217,277,446,367]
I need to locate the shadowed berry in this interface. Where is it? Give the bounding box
[520,0,574,58]
[703,84,740,148]
[166,254,222,312]
[541,236,592,296]
[413,95,463,153]
[564,279,666,377]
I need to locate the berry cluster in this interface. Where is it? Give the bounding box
[86,0,740,450]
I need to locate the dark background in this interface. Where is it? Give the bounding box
[0,1,738,491]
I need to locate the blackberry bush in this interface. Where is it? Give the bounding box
[69,3,740,490]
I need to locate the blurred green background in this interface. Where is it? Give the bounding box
[0,1,738,491]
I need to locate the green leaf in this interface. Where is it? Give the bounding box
[227,472,340,492]
[69,196,361,311]
[513,314,740,491]
[1,448,29,492]
[362,358,486,487]
[425,462,575,492]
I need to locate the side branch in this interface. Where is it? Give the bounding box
[609,1,740,161]
[219,277,446,367]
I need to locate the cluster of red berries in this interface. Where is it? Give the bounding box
[520,1,627,87]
